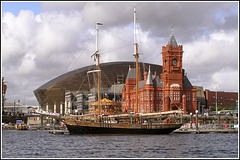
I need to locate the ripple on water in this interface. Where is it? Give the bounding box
[2,130,238,158]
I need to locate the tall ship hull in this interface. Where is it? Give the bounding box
[66,124,182,135]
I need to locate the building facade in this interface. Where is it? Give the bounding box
[205,89,238,110]
[3,102,39,116]
[122,31,197,114]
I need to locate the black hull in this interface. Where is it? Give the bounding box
[66,124,181,135]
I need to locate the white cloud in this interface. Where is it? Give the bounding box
[2,10,37,65]
[17,52,36,75]
[211,67,238,92]
[210,30,235,43]
[33,11,86,56]
[183,30,238,91]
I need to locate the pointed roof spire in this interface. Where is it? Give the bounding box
[167,24,178,47]
[126,68,136,79]
[146,65,153,85]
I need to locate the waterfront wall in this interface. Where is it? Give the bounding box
[2,115,27,124]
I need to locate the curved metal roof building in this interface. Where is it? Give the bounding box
[34,61,163,113]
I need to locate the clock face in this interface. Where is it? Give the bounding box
[172,59,177,66]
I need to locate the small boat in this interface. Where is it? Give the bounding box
[15,120,29,130]
[15,123,29,130]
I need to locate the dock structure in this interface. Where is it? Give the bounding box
[173,129,238,134]
[173,122,238,134]
[172,113,238,134]
[173,126,238,134]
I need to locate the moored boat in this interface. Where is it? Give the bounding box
[15,120,29,130]
[65,121,182,135]
[17,124,29,130]
[62,8,183,134]
[63,111,183,134]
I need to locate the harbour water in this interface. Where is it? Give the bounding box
[2,130,238,159]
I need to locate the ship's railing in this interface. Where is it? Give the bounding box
[107,110,183,118]
[60,110,184,124]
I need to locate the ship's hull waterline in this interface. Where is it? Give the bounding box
[64,119,182,135]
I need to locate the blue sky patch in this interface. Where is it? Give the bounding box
[2,2,41,16]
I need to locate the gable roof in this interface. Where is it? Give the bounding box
[126,68,136,79]
[183,76,193,88]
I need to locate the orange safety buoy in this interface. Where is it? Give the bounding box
[168,120,173,124]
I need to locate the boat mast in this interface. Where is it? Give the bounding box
[96,23,102,116]
[133,8,139,124]
[90,22,103,117]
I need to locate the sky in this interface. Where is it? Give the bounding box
[1,1,239,106]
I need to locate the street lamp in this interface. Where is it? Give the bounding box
[195,110,199,131]
[215,90,218,115]
[18,100,20,116]
[14,100,16,116]
[218,111,221,126]
[190,112,193,128]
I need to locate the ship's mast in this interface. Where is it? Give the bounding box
[90,22,103,117]
[96,23,101,116]
[96,23,103,116]
[133,8,139,124]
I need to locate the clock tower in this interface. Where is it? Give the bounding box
[161,29,184,111]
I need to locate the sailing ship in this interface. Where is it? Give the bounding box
[62,8,183,134]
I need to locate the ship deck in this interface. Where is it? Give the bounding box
[64,119,182,129]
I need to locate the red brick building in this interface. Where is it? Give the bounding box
[205,89,238,110]
[122,32,197,114]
